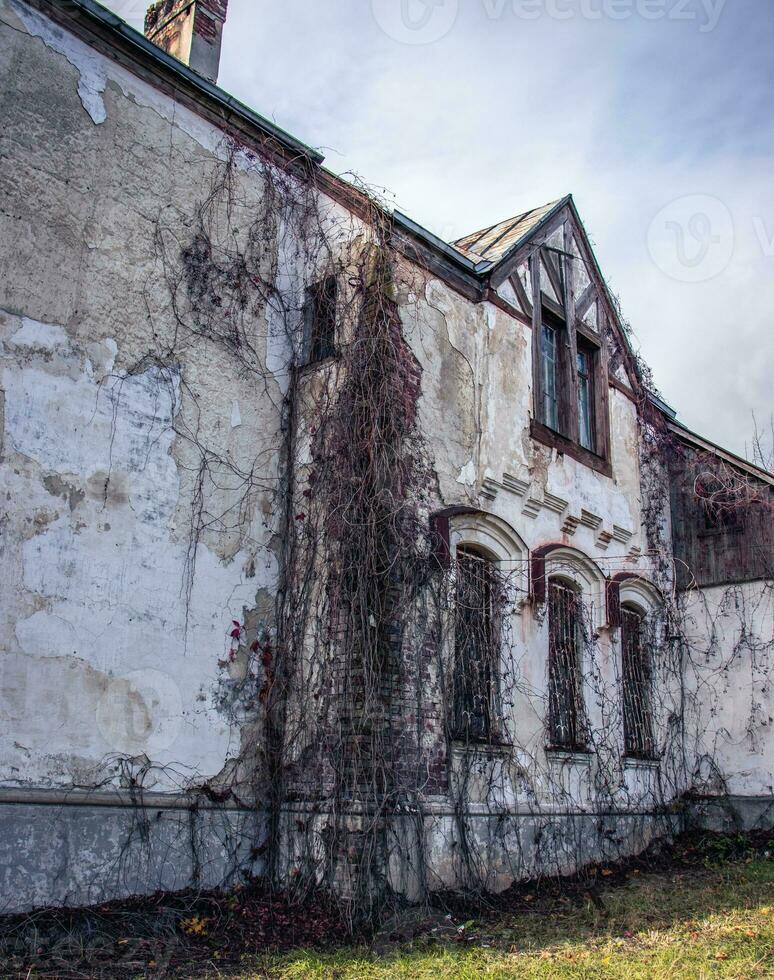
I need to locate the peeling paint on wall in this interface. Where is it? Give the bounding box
[10,0,108,124]
[0,311,276,789]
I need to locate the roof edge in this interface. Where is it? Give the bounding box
[667,419,774,487]
[393,211,482,274]
[33,0,325,165]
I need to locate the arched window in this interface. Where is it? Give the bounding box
[433,511,527,744]
[453,545,500,742]
[547,578,587,751]
[621,603,656,759]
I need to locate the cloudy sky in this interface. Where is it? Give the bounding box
[107,0,773,460]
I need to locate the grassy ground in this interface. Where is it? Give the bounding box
[3,836,772,978]
[253,859,773,980]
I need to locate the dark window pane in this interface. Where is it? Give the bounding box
[305,276,337,364]
[548,581,586,750]
[697,478,744,532]
[622,607,655,759]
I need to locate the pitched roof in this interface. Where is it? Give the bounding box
[453,199,565,265]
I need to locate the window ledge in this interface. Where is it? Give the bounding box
[530,419,612,478]
[451,740,513,758]
[624,755,660,769]
[545,748,592,765]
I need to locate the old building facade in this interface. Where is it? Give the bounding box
[1,0,772,915]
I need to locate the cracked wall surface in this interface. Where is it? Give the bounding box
[1,0,771,915]
[0,1,282,809]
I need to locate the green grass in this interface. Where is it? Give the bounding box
[247,860,773,979]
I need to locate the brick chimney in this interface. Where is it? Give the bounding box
[144,0,229,84]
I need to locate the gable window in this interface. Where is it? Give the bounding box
[535,291,604,459]
[303,276,337,364]
[621,606,655,759]
[453,546,500,742]
[576,344,595,452]
[547,580,587,751]
[515,220,612,476]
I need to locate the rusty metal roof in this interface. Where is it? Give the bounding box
[453,199,565,265]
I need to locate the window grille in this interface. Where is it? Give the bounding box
[621,607,656,759]
[304,276,337,364]
[453,547,500,741]
[548,580,587,750]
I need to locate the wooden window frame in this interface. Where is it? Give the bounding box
[540,316,561,432]
[536,306,573,438]
[576,340,596,453]
[530,232,612,474]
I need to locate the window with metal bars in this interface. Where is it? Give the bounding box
[453,546,500,742]
[303,276,337,364]
[621,606,656,759]
[547,580,587,751]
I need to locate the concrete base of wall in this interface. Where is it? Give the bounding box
[401,809,682,899]
[0,790,264,915]
[686,795,774,834]
[277,804,684,903]
[2,792,771,916]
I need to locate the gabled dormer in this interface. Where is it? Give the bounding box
[454,197,641,477]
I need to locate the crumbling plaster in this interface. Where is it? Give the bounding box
[0,3,287,795]
[1,0,771,916]
[0,310,275,789]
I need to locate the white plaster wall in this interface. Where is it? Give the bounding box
[0,1,293,794]
[681,581,774,798]
[1,0,767,878]
[0,313,275,788]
